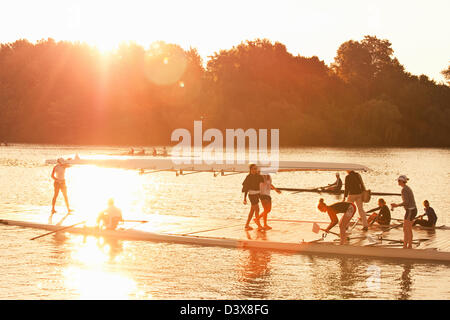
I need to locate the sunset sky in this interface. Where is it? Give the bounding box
[1,0,449,82]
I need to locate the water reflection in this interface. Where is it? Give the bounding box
[50,232,145,299]
[237,248,273,299]
[399,263,413,300]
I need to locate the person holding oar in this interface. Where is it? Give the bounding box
[322,173,343,193]
[413,200,437,228]
[366,198,391,226]
[97,198,124,230]
[317,198,356,244]
[391,175,417,249]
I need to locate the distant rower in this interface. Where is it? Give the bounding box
[323,173,343,192]
[51,158,72,216]
[97,198,123,230]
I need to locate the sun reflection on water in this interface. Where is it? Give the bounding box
[63,235,151,299]
[64,267,139,299]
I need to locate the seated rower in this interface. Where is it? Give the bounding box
[97,198,123,230]
[317,198,356,244]
[323,173,343,193]
[413,200,437,228]
[367,198,391,226]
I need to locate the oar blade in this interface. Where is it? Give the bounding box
[312,222,321,234]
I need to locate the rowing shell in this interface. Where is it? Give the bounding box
[1,219,449,263]
[45,157,369,173]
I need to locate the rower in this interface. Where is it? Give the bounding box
[367,198,391,226]
[128,148,134,155]
[413,200,437,228]
[51,158,72,216]
[323,173,343,192]
[152,147,157,156]
[97,198,123,230]
[137,148,145,155]
[162,146,168,157]
[317,198,356,244]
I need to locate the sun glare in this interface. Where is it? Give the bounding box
[65,166,147,224]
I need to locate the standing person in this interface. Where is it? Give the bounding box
[343,170,368,231]
[255,173,281,230]
[317,198,356,244]
[96,198,123,230]
[51,158,72,216]
[391,175,417,249]
[323,173,343,192]
[366,198,391,226]
[413,200,437,228]
[242,164,264,231]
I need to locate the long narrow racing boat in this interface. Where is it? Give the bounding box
[1,218,449,263]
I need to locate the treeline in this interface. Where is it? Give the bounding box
[0,36,449,147]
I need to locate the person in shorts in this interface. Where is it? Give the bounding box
[51,158,72,218]
[242,164,264,231]
[391,175,417,249]
[255,173,281,230]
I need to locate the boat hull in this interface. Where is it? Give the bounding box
[1,219,450,263]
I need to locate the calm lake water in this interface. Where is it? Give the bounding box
[0,144,449,299]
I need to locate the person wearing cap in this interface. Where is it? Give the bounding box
[323,173,343,193]
[391,175,417,249]
[343,170,369,230]
[51,158,72,217]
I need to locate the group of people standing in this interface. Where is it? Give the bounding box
[318,172,438,248]
[241,164,438,249]
[242,164,281,231]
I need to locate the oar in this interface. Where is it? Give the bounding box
[30,221,86,240]
[347,217,360,233]
[312,222,340,237]
[181,223,243,236]
[278,187,400,196]
[121,220,149,231]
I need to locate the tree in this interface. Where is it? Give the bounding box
[442,65,450,85]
